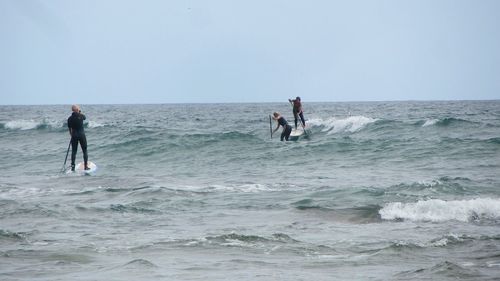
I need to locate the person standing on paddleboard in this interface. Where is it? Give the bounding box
[272,112,292,141]
[67,105,89,171]
[289,97,306,130]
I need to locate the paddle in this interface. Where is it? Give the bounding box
[269,115,273,139]
[61,139,71,172]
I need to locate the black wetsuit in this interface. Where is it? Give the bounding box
[67,112,88,169]
[278,116,292,141]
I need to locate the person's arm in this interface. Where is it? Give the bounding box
[272,122,281,134]
[79,109,86,120]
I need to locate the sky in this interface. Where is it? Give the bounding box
[1,0,499,105]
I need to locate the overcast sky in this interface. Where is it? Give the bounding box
[1,0,499,105]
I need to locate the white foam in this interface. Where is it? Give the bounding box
[379,198,500,222]
[175,183,291,193]
[307,116,377,134]
[393,233,465,248]
[4,120,39,130]
[207,183,277,193]
[429,233,462,247]
[422,119,439,127]
[416,179,442,187]
[87,121,104,128]
[3,119,62,130]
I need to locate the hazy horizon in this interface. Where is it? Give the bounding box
[1,98,499,107]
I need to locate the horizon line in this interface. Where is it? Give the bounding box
[1,98,499,106]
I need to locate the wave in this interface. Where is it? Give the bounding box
[386,233,500,250]
[292,199,382,223]
[486,137,500,144]
[129,232,340,258]
[379,198,500,222]
[86,120,105,128]
[307,115,378,134]
[201,183,283,193]
[357,232,500,258]
[0,119,104,131]
[185,232,339,256]
[76,203,158,214]
[206,232,299,245]
[101,131,261,154]
[292,198,326,210]
[109,204,157,214]
[64,184,285,205]
[422,119,439,127]
[179,131,260,143]
[130,232,300,251]
[0,229,29,241]
[128,233,276,249]
[420,117,476,127]
[121,259,158,269]
[1,119,53,130]
[383,177,476,198]
[396,261,482,279]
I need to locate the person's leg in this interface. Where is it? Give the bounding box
[80,135,88,168]
[299,112,305,127]
[280,129,285,141]
[293,112,298,129]
[284,125,292,141]
[71,137,78,171]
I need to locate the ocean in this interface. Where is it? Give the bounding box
[0,101,499,280]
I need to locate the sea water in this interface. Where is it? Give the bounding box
[0,101,499,280]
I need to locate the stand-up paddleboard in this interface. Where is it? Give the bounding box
[289,127,305,141]
[66,161,97,174]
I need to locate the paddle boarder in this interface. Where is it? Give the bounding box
[272,112,292,141]
[289,97,306,130]
[67,105,89,171]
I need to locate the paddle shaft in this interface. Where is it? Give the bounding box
[269,115,273,139]
[61,139,71,172]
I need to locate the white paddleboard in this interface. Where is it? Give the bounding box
[289,128,305,141]
[73,161,97,174]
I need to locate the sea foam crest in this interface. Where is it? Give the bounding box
[2,119,101,130]
[3,119,62,130]
[4,120,40,130]
[200,183,280,193]
[87,120,104,128]
[307,116,377,134]
[379,198,500,222]
[422,119,439,127]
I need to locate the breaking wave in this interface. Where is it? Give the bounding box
[0,119,104,131]
[379,198,500,222]
[307,115,378,134]
[420,117,477,127]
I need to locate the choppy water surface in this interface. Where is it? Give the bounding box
[1,101,499,280]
